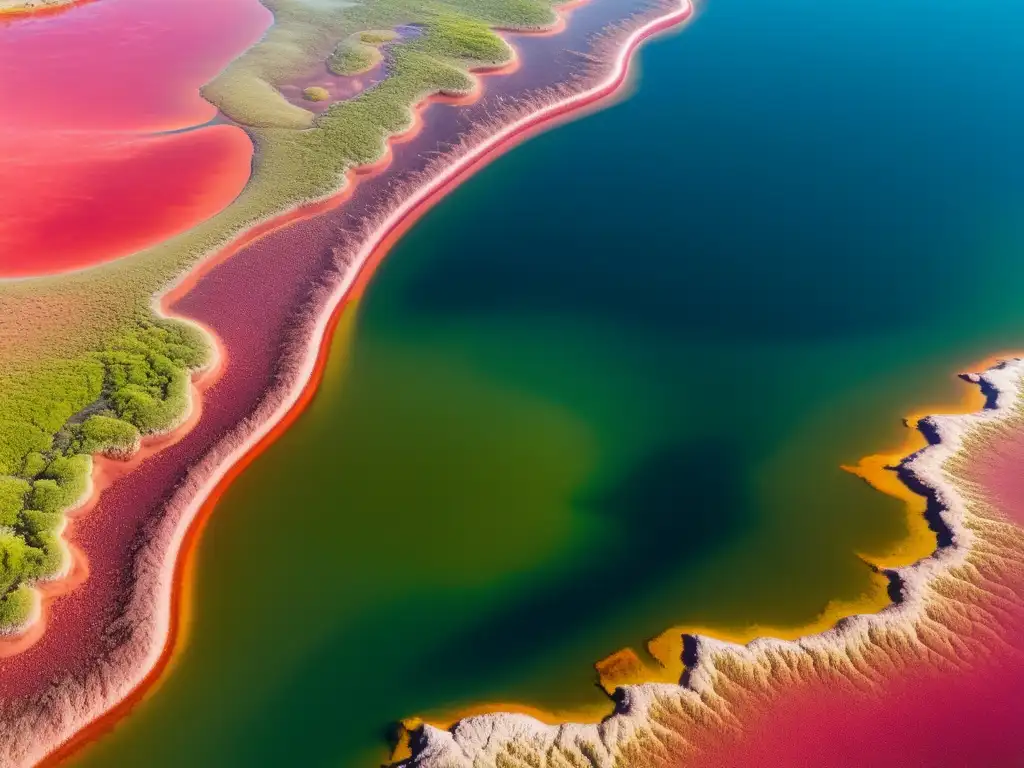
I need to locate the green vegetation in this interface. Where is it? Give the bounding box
[302,86,331,102]
[359,29,398,44]
[206,0,554,129]
[329,40,381,76]
[0,0,562,631]
[0,321,208,627]
[417,14,511,64]
[70,416,141,457]
[0,477,30,527]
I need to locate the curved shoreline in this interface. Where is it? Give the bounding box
[0,0,270,643]
[397,357,1024,766]
[8,0,1016,763]
[0,0,93,19]
[0,125,254,280]
[0,1,696,765]
[0,3,532,661]
[387,347,1024,760]
[0,328,227,655]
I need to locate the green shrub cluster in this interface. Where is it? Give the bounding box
[0,584,33,628]
[0,456,78,626]
[0,320,207,629]
[359,29,398,44]
[99,323,204,434]
[303,86,331,102]
[0,360,105,477]
[0,477,30,528]
[69,415,141,457]
[329,40,381,76]
[416,13,511,64]
[0,0,559,632]
[261,6,516,200]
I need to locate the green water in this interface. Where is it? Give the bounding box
[77,0,1024,764]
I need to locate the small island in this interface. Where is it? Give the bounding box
[301,85,330,102]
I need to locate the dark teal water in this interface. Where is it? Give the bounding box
[78,0,1024,765]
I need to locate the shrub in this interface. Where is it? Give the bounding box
[17,509,62,541]
[303,86,331,102]
[329,41,381,76]
[17,510,63,576]
[418,14,510,64]
[0,420,52,477]
[0,477,29,527]
[33,454,91,514]
[22,452,47,478]
[71,415,140,457]
[359,29,398,44]
[0,584,34,629]
[0,0,554,632]
[0,532,41,596]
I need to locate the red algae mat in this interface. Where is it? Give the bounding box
[0,127,251,277]
[698,652,1024,767]
[0,0,269,130]
[967,427,1024,529]
[0,0,269,278]
[689,537,1024,764]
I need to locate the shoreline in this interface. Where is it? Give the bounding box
[0,0,91,18]
[0,125,254,281]
[0,1,697,765]
[0,327,227,655]
[7,0,1017,762]
[396,363,1024,763]
[0,0,549,656]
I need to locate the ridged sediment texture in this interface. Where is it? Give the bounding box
[403,360,1024,767]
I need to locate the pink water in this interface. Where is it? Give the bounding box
[0,0,269,277]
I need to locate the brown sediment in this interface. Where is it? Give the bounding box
[0,0,682,765]
[0,292,96,365]
[0,0,94,20]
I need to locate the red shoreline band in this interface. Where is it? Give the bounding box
[6,4,543,660]
[37,1,693,763]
